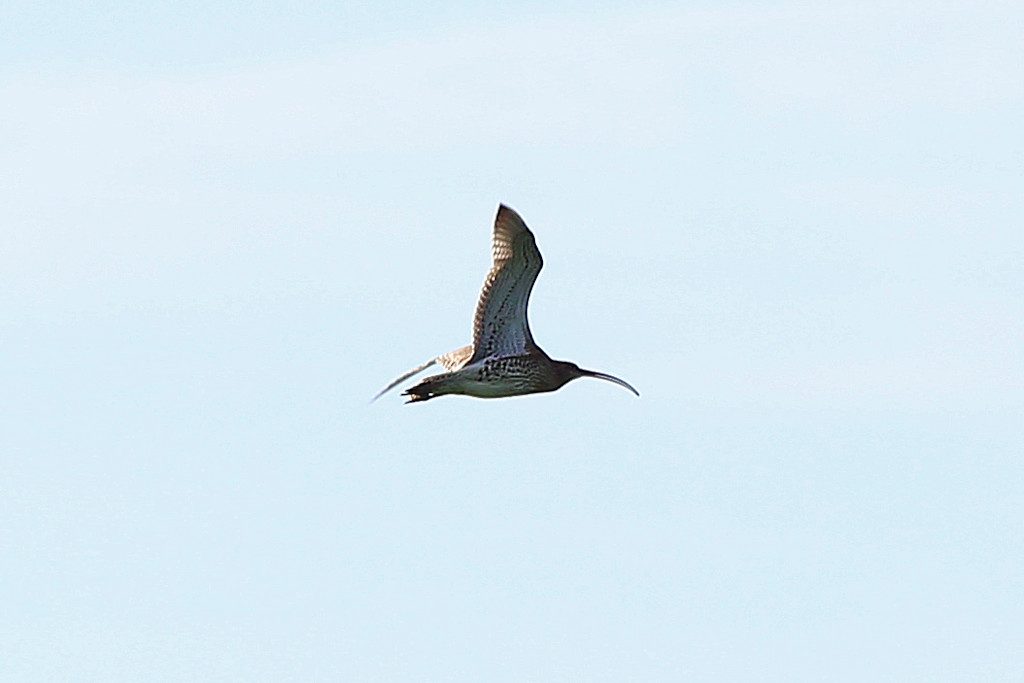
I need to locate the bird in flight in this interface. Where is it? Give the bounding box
[373,205,639,403]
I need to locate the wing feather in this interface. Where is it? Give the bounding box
[438,344,474,371]
[469,205,544,362]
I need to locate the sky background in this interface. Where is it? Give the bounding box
[2,1,1022,680]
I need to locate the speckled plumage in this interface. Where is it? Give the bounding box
[372,205,639,403]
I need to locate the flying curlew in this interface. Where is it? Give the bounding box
[373,205,639,403]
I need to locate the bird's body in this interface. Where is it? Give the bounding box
[373,205,638,403]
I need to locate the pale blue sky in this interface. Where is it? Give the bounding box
[2,1,1022,680]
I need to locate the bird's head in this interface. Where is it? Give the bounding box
[553,360,639,397]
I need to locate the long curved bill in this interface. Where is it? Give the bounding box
[579,369,640,397]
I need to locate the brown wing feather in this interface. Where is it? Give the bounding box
[437,344,473,371]
[469,205,544,362]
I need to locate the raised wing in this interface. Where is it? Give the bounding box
[469,205,544,362]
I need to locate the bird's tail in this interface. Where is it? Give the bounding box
[371,358,438,402]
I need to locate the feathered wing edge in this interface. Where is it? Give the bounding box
[468,205,543,362]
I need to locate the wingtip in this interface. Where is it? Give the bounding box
[493,204,531,237]
[372,357,439,404]
[496,203,523,219]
